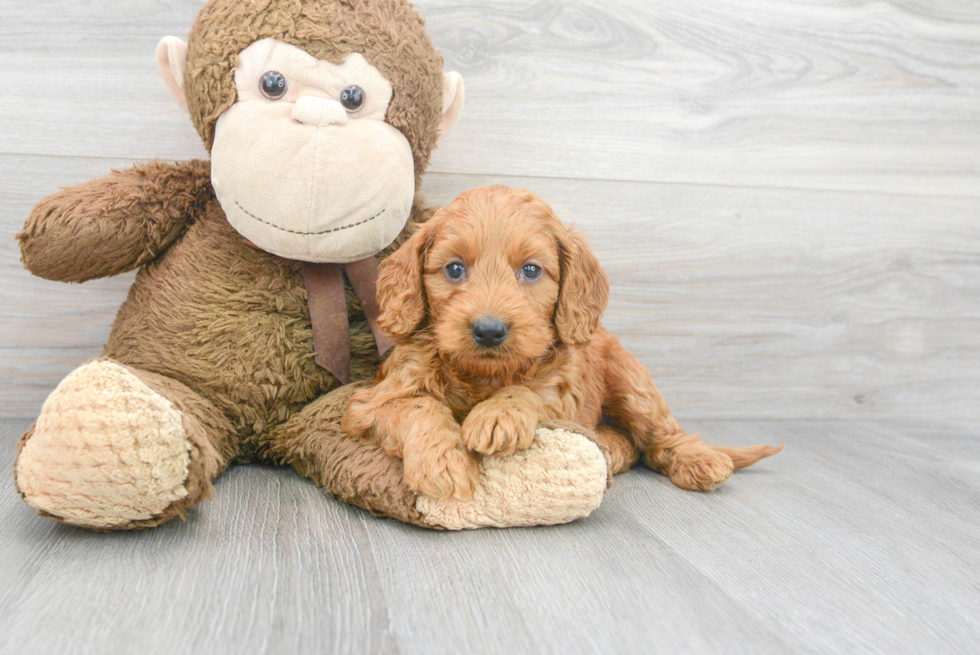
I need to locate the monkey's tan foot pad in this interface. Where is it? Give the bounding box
[16,360,192,529]
[416,427,607,529]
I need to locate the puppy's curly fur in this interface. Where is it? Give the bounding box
[343,185,782,500]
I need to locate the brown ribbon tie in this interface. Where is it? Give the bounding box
[302,256,395,385]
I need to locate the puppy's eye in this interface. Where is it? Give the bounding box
[445,261,466,281]
[260,71,288,100]
[340,85,365,112]
[520,263,543,281]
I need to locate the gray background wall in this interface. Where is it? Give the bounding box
[1,0,978,422]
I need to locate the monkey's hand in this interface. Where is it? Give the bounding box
[18,160,212,282]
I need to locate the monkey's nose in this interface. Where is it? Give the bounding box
[291,96,348,126]
[471,317,510,348]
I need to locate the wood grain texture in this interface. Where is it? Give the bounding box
[2,417,978,654]
[3,155,978,421]
[0,1,978,195]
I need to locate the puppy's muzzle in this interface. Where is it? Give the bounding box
[471,316,509,348]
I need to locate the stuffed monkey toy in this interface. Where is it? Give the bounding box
[14,0,610,531]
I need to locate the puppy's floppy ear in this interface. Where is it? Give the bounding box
[554,226,609,346]
[377,223,433,340]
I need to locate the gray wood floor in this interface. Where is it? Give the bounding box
[2,416,978,654]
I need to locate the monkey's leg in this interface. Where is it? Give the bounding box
[601,339,781,491]
[16,359,237,530]
[261,384,610,530]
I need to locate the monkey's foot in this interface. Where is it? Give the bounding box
[415,426,608,529]
[16,360,193,529]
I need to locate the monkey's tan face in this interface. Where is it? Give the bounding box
[210,39,416,263]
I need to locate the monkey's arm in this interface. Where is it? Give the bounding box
[18,160,212,282]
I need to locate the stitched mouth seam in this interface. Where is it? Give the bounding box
[234,201,386,236]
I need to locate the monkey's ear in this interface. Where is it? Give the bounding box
[156,36,189,112]
[438,72,465,138]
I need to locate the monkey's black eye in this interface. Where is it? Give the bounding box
[445,261,466,281]
[340,85,365,112]
[520,263,543,281]
[260,71,288,100]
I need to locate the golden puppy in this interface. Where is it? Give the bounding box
[343,185,781,500]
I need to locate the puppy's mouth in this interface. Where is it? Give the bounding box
[434,321,546,376]
[441,344,511,367]
[449,345,535,377]
[449,348,508,366]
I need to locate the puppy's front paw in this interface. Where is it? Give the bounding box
[665,447,734,491]
[461,398,538,457]
[403,440,480,501]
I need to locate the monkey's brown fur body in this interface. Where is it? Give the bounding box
[14,0,612,530]
[18,160,433,528]
[344,186,781,500]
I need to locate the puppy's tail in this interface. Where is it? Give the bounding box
[709,443,784,469]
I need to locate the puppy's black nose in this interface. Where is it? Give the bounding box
[471,317,509,348]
